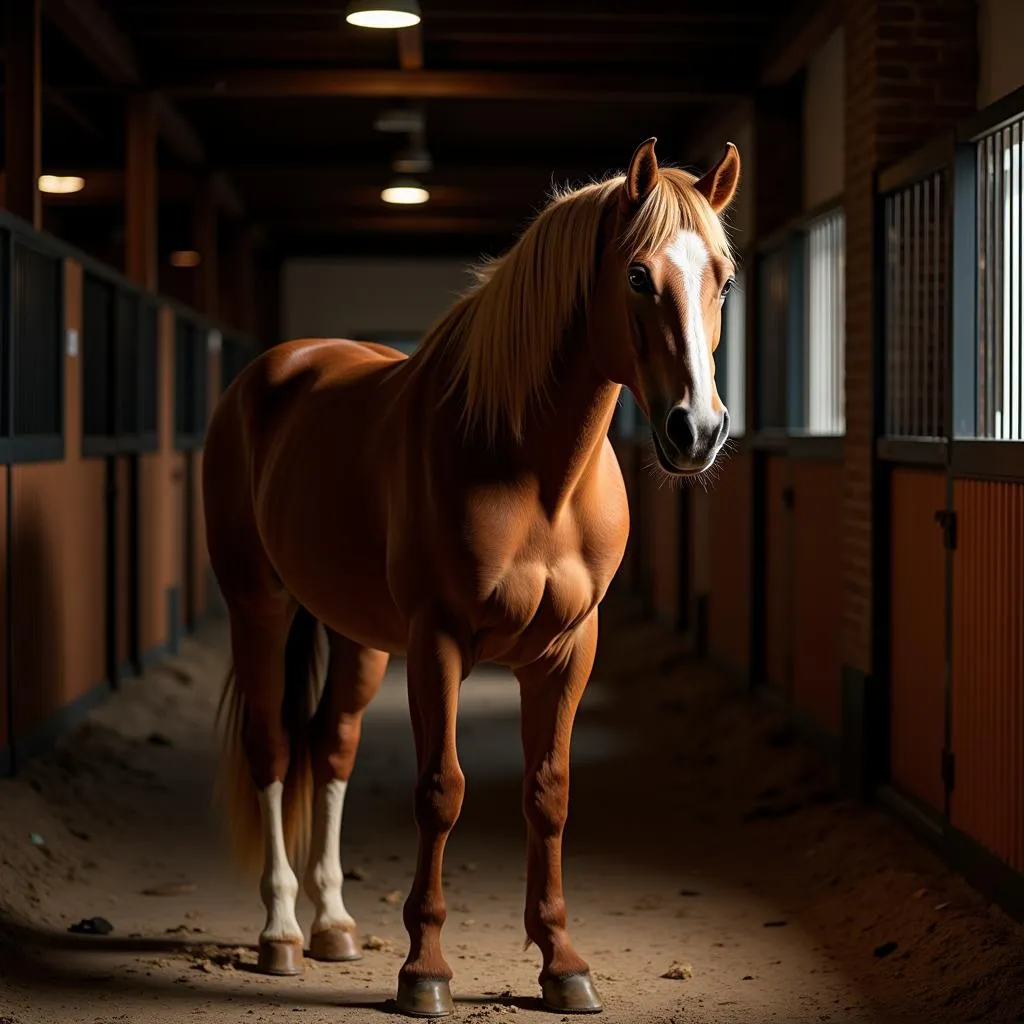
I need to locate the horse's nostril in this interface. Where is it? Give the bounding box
[665,406,696,454]
[718,408,731,445]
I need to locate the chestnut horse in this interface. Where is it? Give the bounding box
[204,137,740,1017]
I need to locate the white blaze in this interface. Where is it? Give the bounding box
[665,230,714,411]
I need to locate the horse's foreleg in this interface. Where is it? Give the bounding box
[515,611,603,1014]
[395,615,466,1018]
[305,634,388,962]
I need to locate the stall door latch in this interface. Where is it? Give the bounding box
[934,509,957,551]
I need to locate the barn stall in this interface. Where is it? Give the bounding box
[3,1,1024,1022]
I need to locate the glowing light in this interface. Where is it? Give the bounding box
[381,183,430,205]
[345,1,420,29]
[38,175,85,194]
[169,250,202,268]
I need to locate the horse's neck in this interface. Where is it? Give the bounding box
[520,332,621,515]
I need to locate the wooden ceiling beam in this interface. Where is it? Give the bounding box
[760,0,842,86]
[263,213,521,235]
[40,0,247,217]
[159,69,748,102]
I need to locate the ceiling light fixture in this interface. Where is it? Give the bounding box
[345,0,421,29]
[38,174,85,194]
[381,179,430,205]
[373,108,425,134]
[169,249,202,268]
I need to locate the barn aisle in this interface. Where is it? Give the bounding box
[2,598,1023,1024]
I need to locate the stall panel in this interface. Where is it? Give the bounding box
[791,459,844,735]
[764,455,793,694]
[951,479,1024,871]
[889,468,947,814]
[708,451,753,678]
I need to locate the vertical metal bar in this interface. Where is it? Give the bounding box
[1013,121,1021,441]
[952,143,979,439]
[886,197,895,435]
[923,177,932,437]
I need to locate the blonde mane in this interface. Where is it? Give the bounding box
[403,166,735,444]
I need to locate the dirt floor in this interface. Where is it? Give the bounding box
[2,595,1024,1024]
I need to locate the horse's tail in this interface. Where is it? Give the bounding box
[215,606,325,874]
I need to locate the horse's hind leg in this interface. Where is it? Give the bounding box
[226,600,310,977]
[304,631,389,961]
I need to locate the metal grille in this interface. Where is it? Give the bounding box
[12,240,63,438]
[757,246,789,430]
[139,302,158,437]
[804,208,845,435]
[719,269,746,436]
[82,272,115,438]
[976,119,1024,440]
[883,170,950,438]
[117,291,140,436]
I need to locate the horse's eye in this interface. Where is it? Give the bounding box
[720,277,736,300]
[627,265,651,293]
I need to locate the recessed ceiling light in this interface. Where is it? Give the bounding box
[373,108,425,134]
[169,250,202,268]
[38,174,85,194]
[345,1,420,29]
[381,180,430,205]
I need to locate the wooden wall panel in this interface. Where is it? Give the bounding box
[889,467,946,814]
[708,451,752,678]
[764,455,793,694]
[791,460,843,736]
[191,448,208,621]
[0,470,8,762]
[116,455,131,670]
[951,479,1024,871]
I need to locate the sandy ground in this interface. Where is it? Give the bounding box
[2,594,1024,1024]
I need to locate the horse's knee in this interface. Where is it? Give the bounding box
[413,765,466,835]
[523,762,570,839]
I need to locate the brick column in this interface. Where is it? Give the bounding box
[841,0,977,785]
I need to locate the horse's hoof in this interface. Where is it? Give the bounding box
[395,976,455,1018]
[257,938,304,976]
[309,926,361,962]
[541,972,603,1014]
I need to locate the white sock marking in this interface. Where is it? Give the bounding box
[304,778,356,935]
[258,780,303,943]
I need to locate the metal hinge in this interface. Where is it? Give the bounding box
[941,749,956,792]
[934,509,957,551]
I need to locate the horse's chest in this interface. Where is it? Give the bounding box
[478,553,602,663]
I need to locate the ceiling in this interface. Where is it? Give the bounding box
[9,0,817,259]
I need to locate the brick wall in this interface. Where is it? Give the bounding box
[842,0,977,674]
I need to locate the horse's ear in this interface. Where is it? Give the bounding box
[623,137,659,209]
[694,142,741,213]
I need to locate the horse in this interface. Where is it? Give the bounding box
[203,136,740,1018]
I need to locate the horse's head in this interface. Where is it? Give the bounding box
[592,138,740,476]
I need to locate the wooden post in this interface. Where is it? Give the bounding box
[193,182,218,318]
[4,0,42,228]
[125,94,159,289]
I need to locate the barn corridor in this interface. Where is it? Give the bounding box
[2,596,1023,1024]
